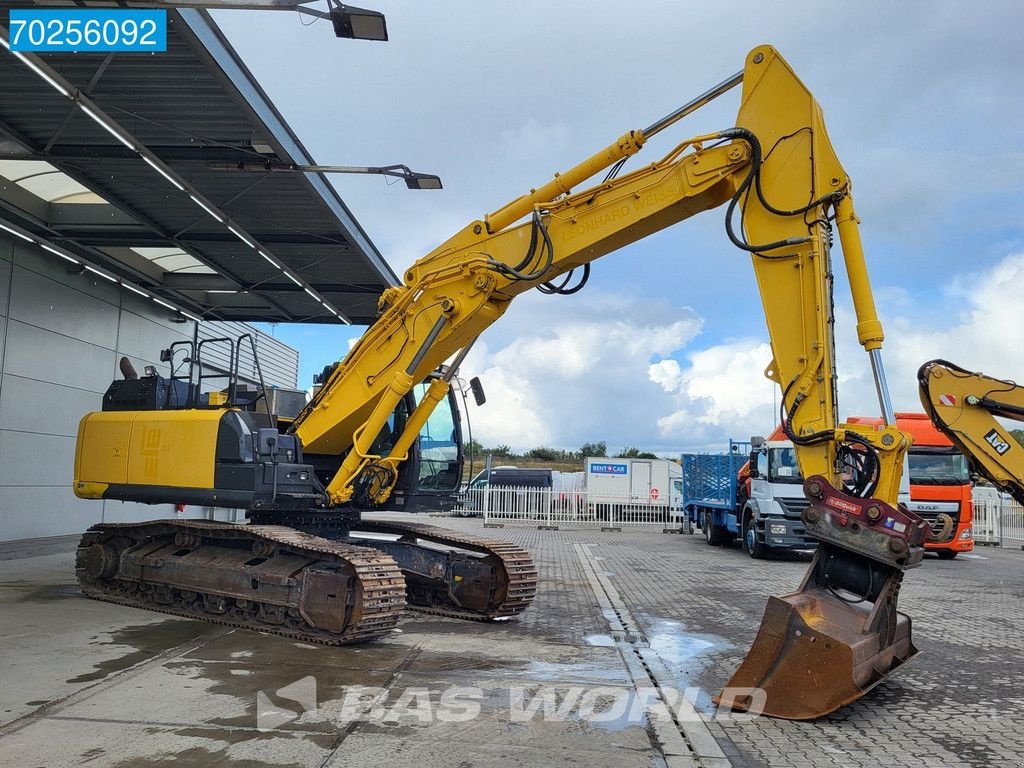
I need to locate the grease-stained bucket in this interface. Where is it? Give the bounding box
[716,546,918,720]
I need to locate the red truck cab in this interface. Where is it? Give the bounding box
[847,412,974,558]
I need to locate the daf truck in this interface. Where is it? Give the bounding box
[847,412,974,558]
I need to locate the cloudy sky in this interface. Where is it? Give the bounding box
[217,1,1024,455]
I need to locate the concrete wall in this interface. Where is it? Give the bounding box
[0,231,299,542]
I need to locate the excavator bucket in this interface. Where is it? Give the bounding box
[717,550,918,719]
[717,476,929,719]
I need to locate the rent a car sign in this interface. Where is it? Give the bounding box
[590,463,628,475]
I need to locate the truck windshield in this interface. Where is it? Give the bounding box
[907,449,970,485]
[768,447,803,484]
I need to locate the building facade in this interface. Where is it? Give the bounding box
[0,232,299,541]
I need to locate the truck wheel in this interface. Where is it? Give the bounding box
[935,550,958,560]
[703,511,724,546]
[744,515,768,559]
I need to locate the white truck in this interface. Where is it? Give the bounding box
[584,457,683,513]
[681,436,818,557]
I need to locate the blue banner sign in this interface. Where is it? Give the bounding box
[590,463,628,475]
[9,9,167,53]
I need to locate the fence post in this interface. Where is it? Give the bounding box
[538,486,558,530]
[998,496,1003,546]
[483,483,500,528]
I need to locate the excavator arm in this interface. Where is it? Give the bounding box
[290,45,935,719]
[919,359,1024,504]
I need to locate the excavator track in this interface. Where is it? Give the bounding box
[75,520,405,646]
[349,519,538,621]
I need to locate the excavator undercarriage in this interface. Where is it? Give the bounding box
[77,517,537,645]
[73,338,537,644]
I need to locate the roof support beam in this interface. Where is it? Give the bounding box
[161,271,382,293]
[0,146,275,163]
[56,229,355,248]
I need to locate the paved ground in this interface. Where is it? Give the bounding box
[1,518,1022,767]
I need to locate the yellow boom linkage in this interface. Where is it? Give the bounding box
[920,360,1024,504]
[293,45,934,718]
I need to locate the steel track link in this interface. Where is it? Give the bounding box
[76,520,405,645]
[350,519,538,620]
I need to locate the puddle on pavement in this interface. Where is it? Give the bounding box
[585,634,616,647]
[66,620,209,684]
[523,660,626,684]
[164,655,392,705]
[152,725,335,750]
[641,617,732,712]
[111,744,308,768]
[21,583,81,602]
[567,697,644,733]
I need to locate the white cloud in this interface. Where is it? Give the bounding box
[208,3,1024,460]
[654,341,776,449]
[462,253,1024,457]
[460,290,702,453]
[840,252,1024,416]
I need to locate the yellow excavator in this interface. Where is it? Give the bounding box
[74,44,941,719]
[919,360,1024,503]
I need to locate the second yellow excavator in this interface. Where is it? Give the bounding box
[73,44,945,719]
[919,360,1024,503]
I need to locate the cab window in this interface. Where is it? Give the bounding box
[415,382,460,490]
[756,450,768,479]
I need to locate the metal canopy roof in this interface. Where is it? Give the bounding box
[0,5,398,324]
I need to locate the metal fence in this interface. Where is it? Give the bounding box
[450,486,682,530]
[972,496,1024,547]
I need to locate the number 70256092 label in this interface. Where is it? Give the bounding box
[8,9,167,52]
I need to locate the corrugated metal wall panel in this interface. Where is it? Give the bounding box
[0,233,301,542]
[200,320,298,389]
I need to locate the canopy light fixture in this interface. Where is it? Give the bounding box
[330,3,387,41]
[209,160,442,190]
[403,171,444,190]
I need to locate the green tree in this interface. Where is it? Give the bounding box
[528,446,569,461]
[492,444,512,457]
[1011,429,1024,448]
[578,441,607,458]
[617,446,658,459]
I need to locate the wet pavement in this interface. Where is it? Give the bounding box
[1,517,1022,767]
